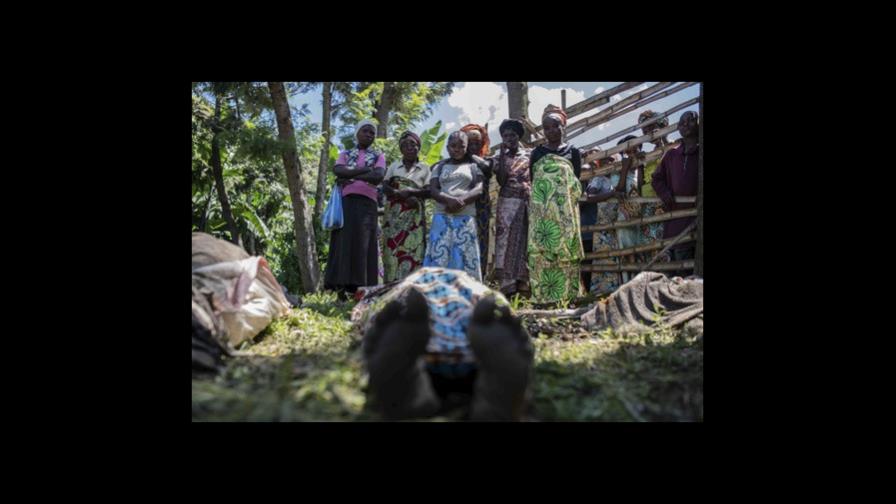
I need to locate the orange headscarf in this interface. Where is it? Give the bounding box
[460,123,490,157]
[542,104,568,126]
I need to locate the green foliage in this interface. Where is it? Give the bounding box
[418,120,448,165]
[193,83,453,294]
[193,296,703,422]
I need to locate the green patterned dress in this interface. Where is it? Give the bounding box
[527,153,584,302]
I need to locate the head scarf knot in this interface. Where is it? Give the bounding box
[460,123,490,157]
[542,104,567,126]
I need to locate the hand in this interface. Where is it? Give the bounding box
[445,196,465,213]
[405,196,420,209]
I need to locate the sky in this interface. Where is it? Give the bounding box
[288,82,701,157]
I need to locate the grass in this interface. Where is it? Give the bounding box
[192,291,703,422]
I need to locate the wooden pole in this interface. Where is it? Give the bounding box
[561,89,567,110]
[529,82,675,145]
[582,123,680,163]
[640,220,698,273]
[696,83,703,277]
[584,232,697,260]
[490,82,647,154]
[561,82,642,120]
[516,305,594,318]
[578,196,695,204]
[507,82,530,143]
[580,208,698,233]
[580,260,694,273]
[559,82,699,145]
[585,96,699,149]
[580,144,676,181]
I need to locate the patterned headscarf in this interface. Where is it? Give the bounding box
[542,104,567,126]
[460,123,490,157]
[399,130,421,147]
[638,110,669,128]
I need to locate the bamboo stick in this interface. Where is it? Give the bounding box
[488,83,628,155]
[566,82,674,132]
[640,221,698,273]
[584,232,697,260]
[580,260,694,273]
[581,123,680,164]
[529,82,675,146]
[578,196,696,204]
[561,82,643,120]
[585,96,699,148]
[580,208,697,233]
[580,145,674,181]
[516,305,595,318]
[566,82,698,144]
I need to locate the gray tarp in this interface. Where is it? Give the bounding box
[582,272,703,333]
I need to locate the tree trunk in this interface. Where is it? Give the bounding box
[268,81,321,293]
[245,232,256,256]
[374,82,397,138]
[314,81,333,227]
[198,178,213,232]
[210,91,242,247]
[507,82,530,143]
[695,82,704,277]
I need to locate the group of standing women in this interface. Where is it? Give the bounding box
[323,106,699,303]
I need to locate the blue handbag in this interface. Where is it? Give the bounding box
[322,184,344,230]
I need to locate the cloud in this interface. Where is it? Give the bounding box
[447,81,507,128]
[445,82,510,143]
[594,86,605,94]
[527,85,586,121]
[445,122,456,130]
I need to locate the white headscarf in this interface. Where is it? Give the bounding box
[355,119,378,137]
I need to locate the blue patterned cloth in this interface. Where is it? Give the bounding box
[353,267,509,377]
[423,214,482,282]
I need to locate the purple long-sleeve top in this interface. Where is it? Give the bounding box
[651,143,699,241]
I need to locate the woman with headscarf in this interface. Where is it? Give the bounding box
[324,119,387,298]
[423,131,485,280]
[584,171,627,295]
[526,105,585,302]
[636,110,674,260]
[381,131,432,283]
[583,134,643,295]
[492,118,532,297]
[459,124,493,277]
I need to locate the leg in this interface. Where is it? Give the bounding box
[363,288,440,420]
[467,295,534,421]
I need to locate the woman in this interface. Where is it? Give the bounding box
[423,131,485,281]
[614,135,647,282]
[636,110,674,262]
[323,119,386,298]
[527,105,584,302]
[492,118,531,297]
[584,172,628,295]
[381,131,432,283]
[460,124,493,278]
